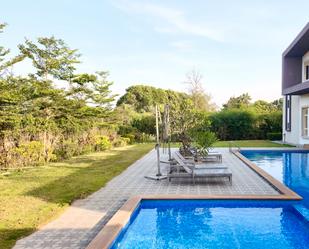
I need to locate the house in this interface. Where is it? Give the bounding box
[282,22,309,147]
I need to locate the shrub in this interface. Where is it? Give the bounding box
[131,116,156,135]
[54,141,81,159]
[134,132,155,143]
[209,109,256,140]
[266,132,282,141]
[117,125,137,136]
[113,137,130,147]
[11,141,45,167]
[122,134,135,144]
[95,135,112,151]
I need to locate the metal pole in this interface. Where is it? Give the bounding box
[155,105,161,176]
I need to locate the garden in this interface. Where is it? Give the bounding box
[0,22,288,248]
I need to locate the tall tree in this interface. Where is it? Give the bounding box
[0,23,25,75]
[117,85,189,112]
[184,69,217,112]
[18,36,80,81]
[223,93,251,109]
[70,71,117,110]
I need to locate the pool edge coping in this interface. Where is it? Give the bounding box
[86,193,302,249]
[233,150,302,199]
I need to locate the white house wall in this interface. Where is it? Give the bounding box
[283,94,309,145]
[299,94,309,145]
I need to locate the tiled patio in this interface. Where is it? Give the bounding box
[14,148,279,249]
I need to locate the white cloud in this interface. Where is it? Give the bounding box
[112,1,224,41]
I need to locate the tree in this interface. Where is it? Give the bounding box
[0,23,25,76]
[117,85,189,112]
[252,100,273,113]
[18,36,80,80]
[170,99,208,149]
[0,23,9,66]
[271,98,283,111]
[70,71,117,112]
[223,93,251,109]
[184,69,217,112]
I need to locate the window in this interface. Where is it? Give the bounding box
[306,65,309,81]
[285,95,291,131]
[302,107,309,137]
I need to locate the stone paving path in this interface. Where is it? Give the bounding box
[14,148,279,249]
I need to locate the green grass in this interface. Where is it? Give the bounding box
[170,140,293,148]
[0,144,154,249]
[213,140,293,147]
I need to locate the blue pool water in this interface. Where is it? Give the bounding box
[111,200,309,249]
[241,150,309,208]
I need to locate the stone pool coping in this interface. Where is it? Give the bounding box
[233,150,302,199]
[86,192,302,249]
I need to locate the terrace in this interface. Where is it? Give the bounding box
[13,147,301,249]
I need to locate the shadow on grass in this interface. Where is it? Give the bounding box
[24,145,152,207]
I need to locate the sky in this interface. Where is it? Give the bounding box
[1,0,309,107]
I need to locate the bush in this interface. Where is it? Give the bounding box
[258,112,282,138]
[54,140,81,159]
[122,134,135,144]
[12,141,46,167]
[209,109,256,140]
[134,132,155,143]
[266,132,282,141]
[95,135,112,151]
[131,116,156,135]
[113,137,130,147]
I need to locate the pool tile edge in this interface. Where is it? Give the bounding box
[233,150,302,200]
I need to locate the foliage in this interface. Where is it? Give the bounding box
[113,137,130,147]
[131,115,156,135]
[0,25,122,169]
[11,141,47,167]
[95,135,112,151]
[18,36,80,80]
[190,130,218,156]
[116,85,189,112]
[223,93,251,109]
[266,132,282,141]
[184,69,217,112]
[209,109,256,140]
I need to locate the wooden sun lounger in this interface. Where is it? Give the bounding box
[167,152,232,185]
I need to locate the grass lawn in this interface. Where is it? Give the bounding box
[171,140,292,148]
[0,143,154,249]
[213,140,293,147]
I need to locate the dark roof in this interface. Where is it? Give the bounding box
[283,22,309,57]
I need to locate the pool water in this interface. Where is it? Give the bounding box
[111,200,309,249]
[241,150,309,208]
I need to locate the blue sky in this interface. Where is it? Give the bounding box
[1,0,309,106]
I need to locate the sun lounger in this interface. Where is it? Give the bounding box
[188,148,222,163]
[167,152,232,184]
[174,151,225,169]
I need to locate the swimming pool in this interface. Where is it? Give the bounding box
[110,200,309,249]
[241,150,309,208]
